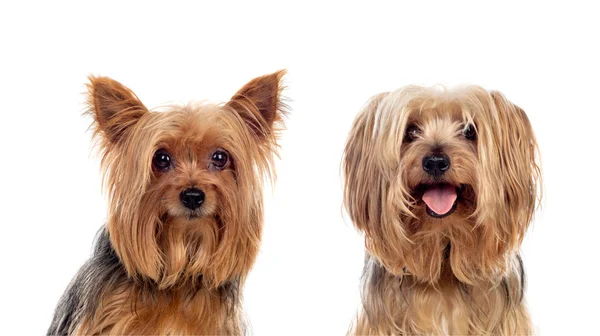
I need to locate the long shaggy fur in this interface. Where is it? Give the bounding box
[343,85,541,335]
[48,71,287,335]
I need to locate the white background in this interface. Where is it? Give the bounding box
[1,2,599,335]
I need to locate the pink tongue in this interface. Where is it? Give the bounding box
[422,185,457,215]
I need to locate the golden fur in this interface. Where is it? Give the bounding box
[49,71,287,335]
[343,85,541,335]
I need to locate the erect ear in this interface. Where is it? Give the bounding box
[87,76,148,144]
[226,70,287,139]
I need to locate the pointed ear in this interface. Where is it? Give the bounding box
[226,70,287,139]
[87,76,148,144]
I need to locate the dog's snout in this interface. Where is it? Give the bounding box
[422,154,450,177]
[180,188,205,210]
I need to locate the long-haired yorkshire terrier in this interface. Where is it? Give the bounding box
[343,85,541,335]
[48,71,287,335]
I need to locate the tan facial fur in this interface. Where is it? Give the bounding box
[344,85,541,335]
[48,71,287,335]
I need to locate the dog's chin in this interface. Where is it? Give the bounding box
[425,200,457,218]
[166,206,215,222]
[412,183,473,218]
[183,209,215,221]
[186,213,203,220]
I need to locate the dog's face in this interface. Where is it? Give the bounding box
[344,86,540,284]
[401,105,478,222]
[88,72,286,288]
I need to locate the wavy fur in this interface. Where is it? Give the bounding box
[48,71,287,335]
[344,85,541,335]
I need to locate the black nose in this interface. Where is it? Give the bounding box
[422,153,450,177]
[179,188,205,210]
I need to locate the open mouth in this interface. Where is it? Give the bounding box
[413,183,462,218]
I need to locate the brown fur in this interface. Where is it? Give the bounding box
[343,85,541,335]
[63,71,286,335]
[75,283,241,335]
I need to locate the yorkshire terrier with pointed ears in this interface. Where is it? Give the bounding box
[48,71,287,335]
[343,85,541,335]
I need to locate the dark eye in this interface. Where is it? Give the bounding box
[463,124,477,141]
[152,149,172,171]
[405,124,421,143]
[211,150,229,170]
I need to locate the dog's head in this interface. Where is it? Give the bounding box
[87,71,286,288]
[343,86,540,284]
